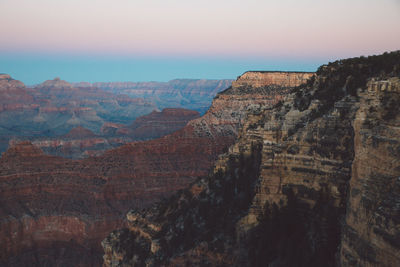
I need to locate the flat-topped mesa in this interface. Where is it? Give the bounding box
[0,73,12,80]
[188,71,314,138]
[37,77,73,89]
[231,71,314,89]
[0,74,26,90]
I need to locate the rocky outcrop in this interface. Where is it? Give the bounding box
[231,71,314,89]
[187,71,313,139]
[0,74,34,107]
[101,51,400,266]
[38,77,74,89]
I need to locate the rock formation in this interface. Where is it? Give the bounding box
[122,108,200,140]
[25,126,129,159]
[340,77,400,266]
[102,51,400,266]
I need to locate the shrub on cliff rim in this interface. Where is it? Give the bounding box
[293,50,400,117]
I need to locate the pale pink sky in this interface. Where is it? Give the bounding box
[0,0,399,59]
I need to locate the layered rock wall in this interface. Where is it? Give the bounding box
[340,78,400,266]
[232,71,314,89]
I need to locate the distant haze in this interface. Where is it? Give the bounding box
[0,0,399,84]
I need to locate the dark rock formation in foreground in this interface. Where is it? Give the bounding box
[102,51,400,266]
[0,72,307,266]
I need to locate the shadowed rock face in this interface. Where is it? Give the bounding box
[121,108,200,140]
[0,71,307,266]
[340,78,400,266]
[101,51,400,267]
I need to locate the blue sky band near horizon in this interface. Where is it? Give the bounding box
[0,0,399,85]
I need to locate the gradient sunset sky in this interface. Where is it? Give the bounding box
[0,0,399,84]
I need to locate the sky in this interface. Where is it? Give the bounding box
[0,0,399,85]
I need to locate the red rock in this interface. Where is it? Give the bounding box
[64,126,97,139]
[123,108,200,139]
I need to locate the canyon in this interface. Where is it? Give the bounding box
[2,52,399,267]
[0,71,307,265]
[74,79,233,114]
[102,52,400,266]
[25,108,200,159]
[0,76,230,156]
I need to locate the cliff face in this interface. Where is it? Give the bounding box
[102,52,400,266]
[231,71,314,89]
[340,78,400,266]
[0,72,304,266]
[187,71,313,139]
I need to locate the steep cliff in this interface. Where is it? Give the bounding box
[102,51,400,266]
[340,78,400,266]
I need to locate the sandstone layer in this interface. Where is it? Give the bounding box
[102,52,400,267]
